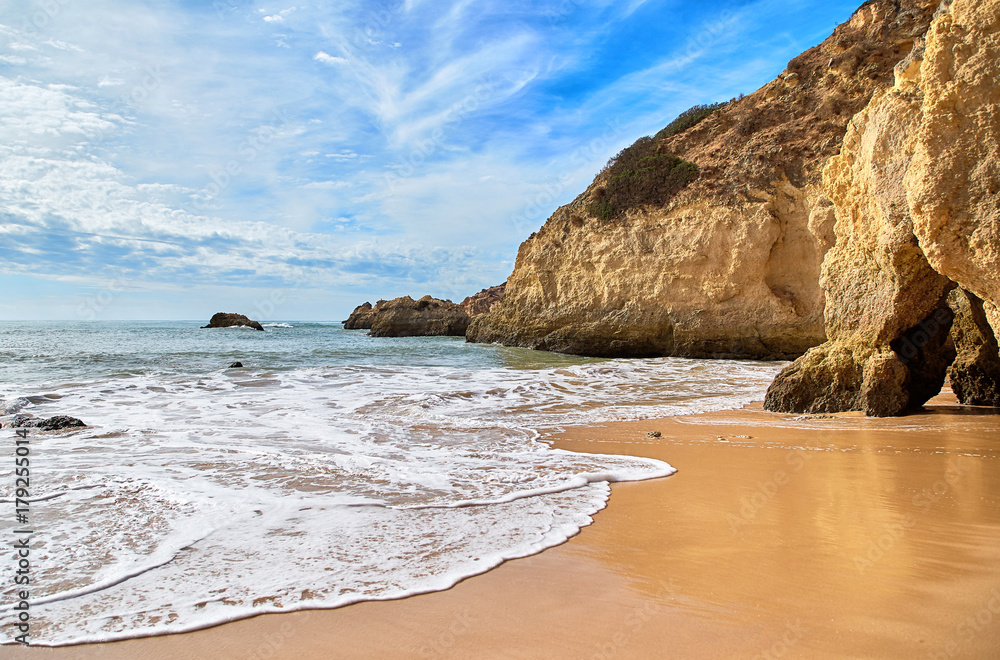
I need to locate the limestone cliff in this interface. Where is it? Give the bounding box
[467,0,939,359]
[766,0,1000,415]
[906,0,1000,306]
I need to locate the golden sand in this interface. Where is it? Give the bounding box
[9,394,1000,659]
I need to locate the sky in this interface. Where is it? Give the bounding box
[0,0,862,321]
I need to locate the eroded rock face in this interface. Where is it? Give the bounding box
[202,313,264,331]
[948,289,1000,406]
[766,0,1000,416]
[765,83,956,416]
[369,296,470,338]
[906,0,1000,307]
[461,284,506,317]
[468,0,938,359]
[343,302,378,330]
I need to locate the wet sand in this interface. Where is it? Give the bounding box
[9,394,1000,659]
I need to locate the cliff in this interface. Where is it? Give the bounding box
[765,0,1000,415]
[467,0,939,359]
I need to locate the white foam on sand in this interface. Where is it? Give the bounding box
[0,357,781,645]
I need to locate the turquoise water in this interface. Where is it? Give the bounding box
[0,321,784,645]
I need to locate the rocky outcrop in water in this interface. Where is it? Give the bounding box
[460,283,506,317]
[202,313,264,331]
[343,302,379,330]
[7,415,86,430]
[467,0,939,359]
[766,0,1000,416]
[367,296,470,338]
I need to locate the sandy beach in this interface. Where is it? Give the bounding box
[9,392,1000,659]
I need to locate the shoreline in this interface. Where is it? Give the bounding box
[7,394,1000,658]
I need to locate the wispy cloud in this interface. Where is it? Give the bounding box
[0,0,863,319]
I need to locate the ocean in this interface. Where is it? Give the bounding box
[0,321,784,645]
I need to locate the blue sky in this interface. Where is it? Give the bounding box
[0,0,860,321]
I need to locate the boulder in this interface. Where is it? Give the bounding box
[369,296,470,337]
[202,313,264,331]
[9,415,86,430]
[343,302,378,330]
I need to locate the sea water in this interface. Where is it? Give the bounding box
[0,321,784,645]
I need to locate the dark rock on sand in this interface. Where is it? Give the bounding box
[202,313,264,331]
[9,415,86,430]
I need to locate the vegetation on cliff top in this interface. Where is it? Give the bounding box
[654,101,729,141]
[586,102,729,221]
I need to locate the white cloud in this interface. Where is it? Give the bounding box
[314,51,347,65]
[263,7,296,23]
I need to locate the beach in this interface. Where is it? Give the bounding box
[9,391,999,659]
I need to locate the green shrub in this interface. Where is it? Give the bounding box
[586,200,614,222]
[589,136,699,221]
[654,101,728,141]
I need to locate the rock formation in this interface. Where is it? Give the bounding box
[202,313,264,331]
[7,415,86,430]
[368,296,470,338]
[460,283,506,317]
[948,289,1000,407]
[468,0,939,359]
[905,0,1000,307]
[343,302,378,329]
[766,0,1000,416]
